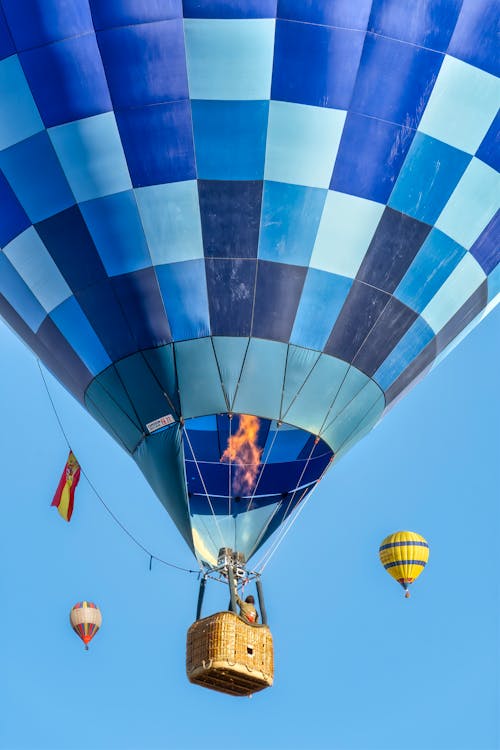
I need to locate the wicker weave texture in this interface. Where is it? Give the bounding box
[186,612,274,696]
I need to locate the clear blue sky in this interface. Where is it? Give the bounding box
[0,308,499,750]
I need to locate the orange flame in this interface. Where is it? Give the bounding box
[221,415,262,495]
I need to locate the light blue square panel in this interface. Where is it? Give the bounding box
[258,181,327,266]
[212,336,249,409]
[0,252,46,332]
[156,259,210,341]
[80,191,151,276]
[373,317,435,390]
[488,263,500,303]
[421,252,486,332]
[310,191,384,278]
[418,55,500,155]
[185,18,274,100]
[265,101,346,189]
[435,158,500,249]
[284,354,349,436]
[290,269,352,351]
[394,229,466,313]
[389,132,471,225]
[281,345,322,417]
[321,377,383,452]
[0,131,74,223]
[49,112,132,203]
[325,364,373,419]
[233,338,287,421]
[50,296,111,374]
[0,55,43,150]
[175,337,226,418]
[3,226,71,312]
[191,100,268,180]
[135,181,204,265]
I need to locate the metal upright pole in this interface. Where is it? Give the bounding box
[256,577,268,625]
[196,576,206,620]
[227,565,238,613]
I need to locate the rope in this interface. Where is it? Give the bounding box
[37,360,198,575]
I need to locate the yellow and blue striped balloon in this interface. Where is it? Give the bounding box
[379,531,429,598]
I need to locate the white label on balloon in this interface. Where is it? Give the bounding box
[146,414,175,433]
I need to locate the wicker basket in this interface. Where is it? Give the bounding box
[186,611,274,696]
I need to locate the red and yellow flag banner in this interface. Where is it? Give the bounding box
[51,451,80,522]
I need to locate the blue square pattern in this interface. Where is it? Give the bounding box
[135,180,204,265]
[76,279,137,363]
[394,229,466,314]
[252,260,307,342]
[277,0,372,29]
[290,269,352,351]
[79,191,151,277]
[111,267,173,349]
[19,33,112,128]
[388,132,471,225]
[350,34,443,129]
[435,157,500,250]
[97,19,189,110]
[258,181,327,267]
[183,0,277,17]
[191,100,268,180]
[0,55,43,151]
[156,259,210,341]
[310,191,385,279]
[417,55,500,155]
[368,0,462,51]
[470,211,500,276]
[448,0,500,77]
[374,316,436,391]
[265,101,346,189]
[331,113,415,204]
[198,180,262,259]
[50,295,112,375]
[0,7,14,60]
[49,112,132,203]
[0,171,30,247]
[2,0,93,50]
[0,252,46,332]
[271,20,365,110]
[476,111,500,172]
[205,258,256,337]
[3,226,72,313]
[185,18,274,100]
[116,101,196,187]
[0,131,74,223]
[90,0,182,28]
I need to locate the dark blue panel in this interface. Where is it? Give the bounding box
[116,101,196,187]
[19,34,112,128]
[111,268,172,349]
[183,0,277,17]
[368,0,462,51]
[436,280,488,353]
[352,297,418,376]
[36,316,94,399]
[448,0,500,77]
[331,113,415,203]
[252,260,306,343]
[205,258,257,337]
[75,279,137,363]
[356,208,431,294]
[35,206,107,292]
[325,281,391,362]
[470,212,500,275]
[2,0,93,50]
[277,0,371,29]
[385,337,436,404]
[271,20,365,110]
[0,6,14,60]
[351,34,443,128]
[198,180,262,259]
[476,111,500,172]
[0,171,30,247]
[90,0,182,28]
[97,20,188,109]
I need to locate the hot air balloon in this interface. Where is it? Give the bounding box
[379,531,430,598]
[70,601,102,650]
[0,0,498,692]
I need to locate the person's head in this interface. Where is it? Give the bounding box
[245,595,255,605]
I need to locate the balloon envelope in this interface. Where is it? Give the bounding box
[0,2,498,566]
[379,531,430,595]
[70,601,102,648]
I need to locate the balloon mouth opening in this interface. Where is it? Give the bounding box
[82,635,92,644]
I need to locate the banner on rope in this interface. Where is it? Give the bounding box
[51,451,81,522]
[146,414,175,434]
